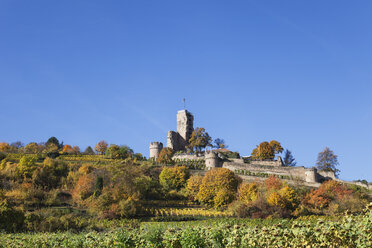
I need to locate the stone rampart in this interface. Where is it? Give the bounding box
[222,161,308,181]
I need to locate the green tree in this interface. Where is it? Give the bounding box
[18,155,38,178]
[316,147,340,177]
[283,149,296,166]
[84,146,95,155]
[46,137,60,149]
[188,127,212,153]
[106,144,133,159]
[0,197,25,232]
[157,148,174,164]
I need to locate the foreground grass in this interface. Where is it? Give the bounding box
[1,206,371,248]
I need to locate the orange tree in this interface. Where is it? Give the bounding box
[62,144,74,154]
[303,180,353,213]
[0,143,10,153]
[197,168,240,208]
[188,127,212,153]
[251,140,283,160]
[95,140,108,155]
[157,148,174,165]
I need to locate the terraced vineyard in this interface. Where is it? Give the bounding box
[1,204,371,248]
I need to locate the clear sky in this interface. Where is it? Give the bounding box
[0,1,371,181]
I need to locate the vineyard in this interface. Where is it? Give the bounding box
[1,203,371,248]
[145,207,234,218]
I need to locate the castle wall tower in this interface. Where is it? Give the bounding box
[177,110,194,144]
[205,151,220,170]
[305,168,317,183]
[149,142,163,160]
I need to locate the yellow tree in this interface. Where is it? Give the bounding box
[238,182,259,205]
[24,142,40,154]
[186,175,203,200]
[95,140,108,155]
[159,166,189,191]
[0,142,10,153]
[197,168,240,207]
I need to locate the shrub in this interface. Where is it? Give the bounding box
[0,198,25,232]
[115,229,135,248]
[264,175,283,191]
[180,227,205,248]
[303,180,354,214]
[140,226,164,248]
[238,182,259,205]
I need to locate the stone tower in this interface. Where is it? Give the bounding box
[167,110,194,152]
[205,151,220,170]
[177,110,194,144]
[149,142,163,160]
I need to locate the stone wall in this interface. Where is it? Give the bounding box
[167,131,187,151]
[173,153,204,160]
[222,161,308,181]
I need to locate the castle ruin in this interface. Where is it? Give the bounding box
[150,109,194,159]
[149,109,361,188]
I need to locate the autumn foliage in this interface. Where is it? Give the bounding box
[159,166,189,191]
[251,140,283,160]
[157,148,174,164]
[197,168,240,207]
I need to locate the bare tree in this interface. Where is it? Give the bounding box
[316,147,340,177]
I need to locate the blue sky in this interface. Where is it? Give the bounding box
[0,1,371,181]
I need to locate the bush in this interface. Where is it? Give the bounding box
[115,229,135,248]
[0,198,25,232]
[0,152,6,162]
[238,182,259,205]
[140,226,164,248]
[180,227,205,248]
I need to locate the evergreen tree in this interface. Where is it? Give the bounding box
[283,149,296,166]
[213,138,228,149]
[46,137,60,149]
[84,146,95,155]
